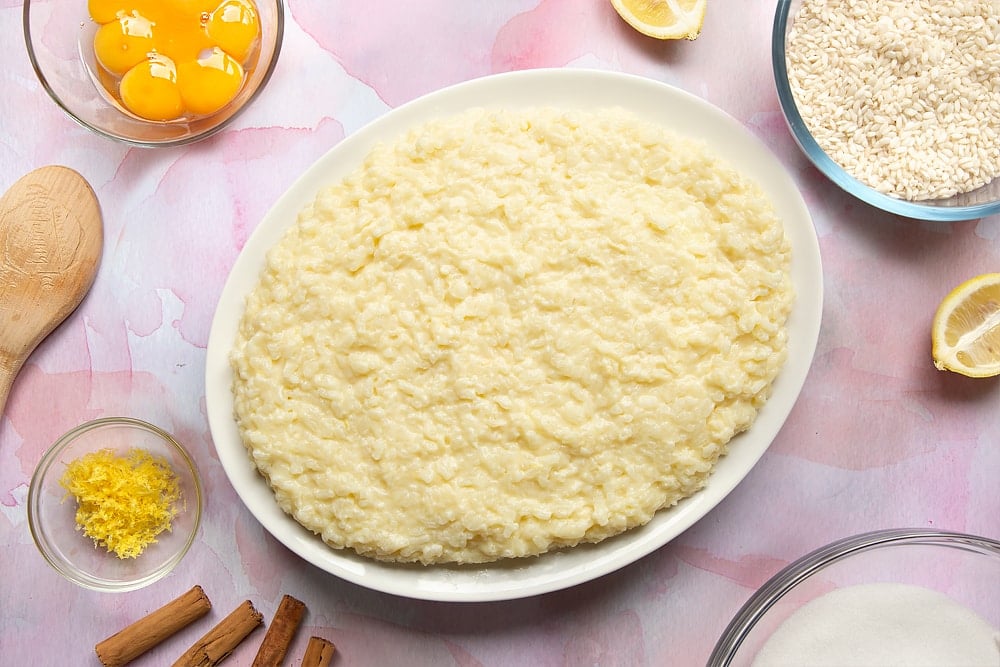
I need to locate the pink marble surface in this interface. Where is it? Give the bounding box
[2,1,999,665]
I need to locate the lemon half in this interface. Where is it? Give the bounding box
[931,273,1000,378]
[611,0,706,40]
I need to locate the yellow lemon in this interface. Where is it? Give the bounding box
[610,0,706,40]
[931,273,1000,378]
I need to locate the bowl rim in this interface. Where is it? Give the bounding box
[21,0,285,148]
[707,528,1000,666]
[771,0,1000,222]
[26,416,204,592]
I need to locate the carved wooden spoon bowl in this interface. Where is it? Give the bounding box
[0,166,103,417]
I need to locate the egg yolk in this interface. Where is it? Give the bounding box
[88,0,153,25]
[177,48,244,116]
[206,0,259,62]
[89,0,261,122]
[119,54,184,121]
[93,12,155,74]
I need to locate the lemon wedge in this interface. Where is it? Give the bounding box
[931,273,1000,377]
[611,0,706,40]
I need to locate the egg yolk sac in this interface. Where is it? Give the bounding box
[88,0,261,123]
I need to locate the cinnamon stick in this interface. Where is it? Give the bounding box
[95,585,212,667]
[301,636,336,667]
[172,600,264,667]
[251,594,307,666]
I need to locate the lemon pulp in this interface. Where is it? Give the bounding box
[931,273,1000,378]
[610,0,707,40]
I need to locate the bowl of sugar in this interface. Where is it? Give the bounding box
[708,529,1000,666]
[773,0,1000,221]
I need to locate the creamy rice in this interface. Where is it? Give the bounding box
[231,108,793,565]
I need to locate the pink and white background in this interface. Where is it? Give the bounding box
[2,1,998,664]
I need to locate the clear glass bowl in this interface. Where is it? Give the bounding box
[708,529,1000,666]
[27,417,203,592]
[773,0,1000,221]
[22,0,284,147]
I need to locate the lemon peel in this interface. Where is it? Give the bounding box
[611,0,706,40]
[931,272,1000,378]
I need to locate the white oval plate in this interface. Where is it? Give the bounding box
[205,68,823,602]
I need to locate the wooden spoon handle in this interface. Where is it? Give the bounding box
[0,356,17,419]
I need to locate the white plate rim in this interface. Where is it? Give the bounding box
[205,68,824,602]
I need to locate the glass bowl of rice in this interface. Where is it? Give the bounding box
[707,529,1000,667]
[773,0,1000,221]
[27,417,203,592]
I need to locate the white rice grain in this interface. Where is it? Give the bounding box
[786,0,1000,201]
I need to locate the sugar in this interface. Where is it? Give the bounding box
[752,583,1000,667]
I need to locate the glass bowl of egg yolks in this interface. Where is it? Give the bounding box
[23,0,283,146]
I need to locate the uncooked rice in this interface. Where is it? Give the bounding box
[785,0,1000,201]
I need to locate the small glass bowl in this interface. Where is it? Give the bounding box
[708,529,1000,666]
[22,0,284,147]
[773,0,1000,221]
[27,417,203,592]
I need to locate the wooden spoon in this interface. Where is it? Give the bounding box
[0,166,103,417]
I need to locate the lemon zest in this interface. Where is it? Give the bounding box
[59,447,181,559]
